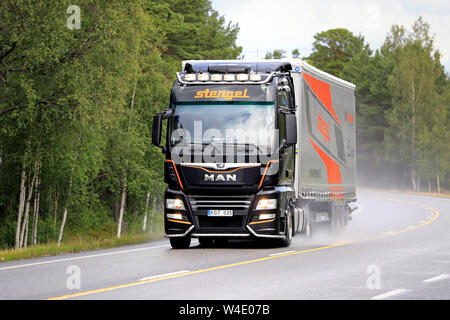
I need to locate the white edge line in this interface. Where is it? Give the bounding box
[423,274,450,283]
[0,244,170,271]
[269,251,295,256]
[371,289,408,300]
[138,270,190,281]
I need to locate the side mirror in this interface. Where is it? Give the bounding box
[152,109,173,152]
[284,113,297,146]
[152,113,163,146]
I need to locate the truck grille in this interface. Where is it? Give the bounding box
[189,195,253,211]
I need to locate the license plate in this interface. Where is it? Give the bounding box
[207,210,233,217]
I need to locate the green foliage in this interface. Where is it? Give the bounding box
[306,28,371,78]
[0,0,241,249]
[339,18,449,191]
[265,49,287,60]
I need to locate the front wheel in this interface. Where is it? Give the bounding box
[278,212,293,247]
[301,203,315,239]
[169,237,191,249]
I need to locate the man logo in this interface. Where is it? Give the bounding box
[204,174,237,182]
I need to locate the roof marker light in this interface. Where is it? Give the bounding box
[250,74,262,81]
[237,74,249,81]
[224,74,235,81]
[184,74,196,81]
[198,73,209,81]
[211,74,222,81]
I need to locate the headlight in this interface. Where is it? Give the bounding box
[255,199,277,210]
[166,198,186,210]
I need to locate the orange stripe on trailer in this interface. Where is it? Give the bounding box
[309,138,342,186]
[303,73,341,126]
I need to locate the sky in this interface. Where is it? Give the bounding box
[211,0,450,72]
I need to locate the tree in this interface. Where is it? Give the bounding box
[385,17,447,191]
[306,28,371,78]
[264,49,286,59]
[0,0,242,249]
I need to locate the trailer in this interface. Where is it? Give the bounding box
[152,59,356,248]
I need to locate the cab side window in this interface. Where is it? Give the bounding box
[278,92,288,144]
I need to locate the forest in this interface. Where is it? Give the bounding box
[0,0,448,250]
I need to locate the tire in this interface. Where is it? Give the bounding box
[169,237,191,249]
[198,237,214,247]
[329,206,339,234]
[303,204,315,239]
[330,205,347,234]
[278,211,293,247]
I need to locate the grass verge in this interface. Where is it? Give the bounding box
[0,232,164,263]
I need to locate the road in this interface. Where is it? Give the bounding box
[0,189,449,300]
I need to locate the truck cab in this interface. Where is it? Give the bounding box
[152,60,356,249]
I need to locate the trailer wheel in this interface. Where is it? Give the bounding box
[169,237,191,249]
[329,206,339,234]
[330,205,347,234]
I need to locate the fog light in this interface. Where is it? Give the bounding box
[167,213,184,220]
[259,213,276,220]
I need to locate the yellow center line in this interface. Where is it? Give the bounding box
[48,197,440,300]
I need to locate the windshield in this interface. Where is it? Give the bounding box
[169,103,276,151]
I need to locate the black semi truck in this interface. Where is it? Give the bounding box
[152,59,357,249]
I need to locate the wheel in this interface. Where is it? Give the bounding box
[278,210,293,247]
[169,237,191,249]
[303,204,315,239]
[329,205,347,234]
[329,206,339,234]
[198,237,214,247]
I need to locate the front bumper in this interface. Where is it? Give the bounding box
[164,188,286,240]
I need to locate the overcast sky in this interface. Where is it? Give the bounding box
[211,0,450,72]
